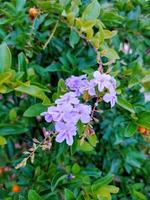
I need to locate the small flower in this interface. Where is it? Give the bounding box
[55,121,77,145]
[103,93,117,108]
[55,92,79,105]
[93,71,112,92]
[80,79,96,96]
[74,104,92,123]
[65,75,88,96]
[41,106,57,122]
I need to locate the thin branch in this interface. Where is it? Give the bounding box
[43,20,59,50]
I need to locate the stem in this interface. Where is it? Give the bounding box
[91,98,100,119]
[60,18,103,71]
[43,20,59,50]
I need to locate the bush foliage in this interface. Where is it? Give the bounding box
[0,0,150,199]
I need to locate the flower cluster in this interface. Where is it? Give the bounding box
[66,71,117,107]
[42,92,91,145]
[93,71,117,107]
[42,71,117,145]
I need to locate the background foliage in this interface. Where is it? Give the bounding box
[0,0,150,199]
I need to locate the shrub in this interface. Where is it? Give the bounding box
[0,0,150,199]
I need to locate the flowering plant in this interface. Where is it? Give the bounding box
[0,0,150,199]
[42,71,117,145]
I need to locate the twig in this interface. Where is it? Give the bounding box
[43,20,59,50]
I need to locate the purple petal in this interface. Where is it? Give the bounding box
[93,71,101,79]
[55,121,65,132]
[103,93,111,103]
[56,132,66,143]
[80,114,91,123]
[66,134,73,145]
[45,113,53,122]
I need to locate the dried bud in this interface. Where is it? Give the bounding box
[138,126,146,134]
[12,184,21,193]
[15,159,27,169]
[83,92,90,102]
[29,8,39,19]
[87,127,95,136]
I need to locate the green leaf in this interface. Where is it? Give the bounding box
[105,185,119,193]
[51,174,67,192]
[102,12,124,24]
[9,108,17,121]
[64,189,75,200]
[103,30,117,39]
[137,112,150,130]
[18,52,27,74]
[16,0,26,12]
[0,124,28,136]
[28,190,42,200]
[92,175,113,192]
[0,43,12,72]
[103,48,119,65]
[59,0,71,7]
[77,140,94,152]
[24,103,47,117]
[87,134,98,147]
[57,79,67,97]
[117,97,135,113]
[133,190,147,200]
[0,71,12,85]
[69,29,80,48]
[15,85,49,101]
[72,163,80,174]
[82,0,100,20]
[0,136,7,145]
[124,122,137,137]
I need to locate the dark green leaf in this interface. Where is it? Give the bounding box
[0,124,28,136]
[124,122,137,137]
[92,175,113,192]
[28,190,42,200]
[69,29,80,48]
[137,112,150,130]
[117,96,135,113]
[64,189,75,200]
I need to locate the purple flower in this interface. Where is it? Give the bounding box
[41,107,56,123]
[93,71,117,96]
[41,112,53,122]
[93,71,112,92]
[55,92,79,105]
[42,104,74,122]
[65,75,88,96]
[103,93,117,108]
[80,79,96,96]
[52,104,73,122]
[74,104,92,123]
[55,121,77,145]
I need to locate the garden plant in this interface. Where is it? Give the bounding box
[0,0,150,199]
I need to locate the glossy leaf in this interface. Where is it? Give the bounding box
[117,97,135,113]
[24,103,47,117]
[0,136,7,145]
[64,189,75,200]
[0,43,12,72]
[137,112,150,130]
[92,175,113,192]
[15,85,48,101]
[69,29,80,48]
[0,124,28,136]
[124,122,137,137]
[82,0,100,20]
[28,190,42,200]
